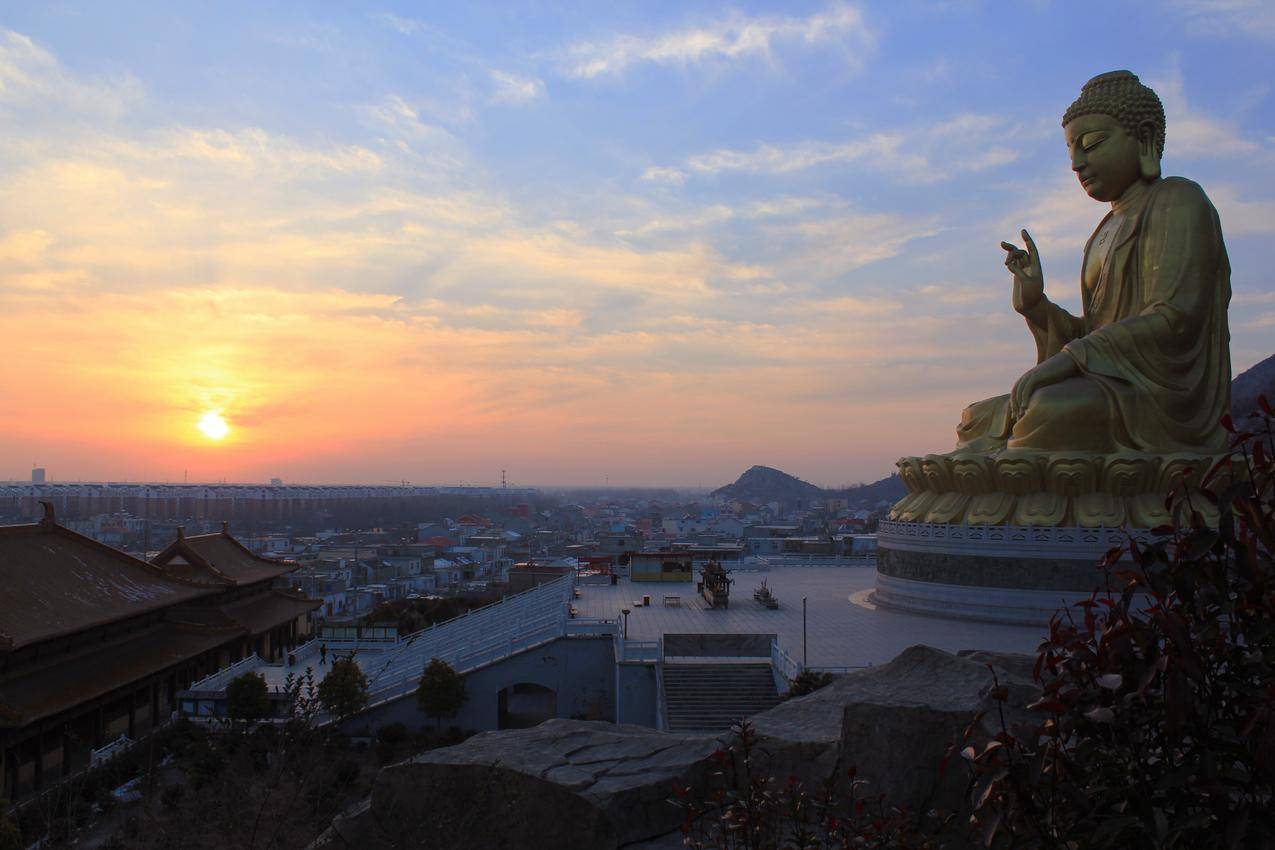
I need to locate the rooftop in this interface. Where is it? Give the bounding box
[0,517,217,649]
[574,567,1045,668]
[151,524,295,586]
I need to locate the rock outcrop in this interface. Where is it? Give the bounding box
[315,720,724,850]
[317,645,1041,849]
[748,645,1039,812]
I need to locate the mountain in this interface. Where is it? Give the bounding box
[1233,352,1275,420]
[712,466,906,509]
[711,465,824,505]
[828,473,907,507]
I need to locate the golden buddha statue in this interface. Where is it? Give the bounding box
[892,71,1233,528]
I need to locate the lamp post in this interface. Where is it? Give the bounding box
[621,608,630,641]
[802,596,808,668]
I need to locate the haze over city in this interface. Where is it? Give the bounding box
[2,1,1273,486]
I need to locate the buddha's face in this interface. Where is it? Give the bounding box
[1063,113,1143,203]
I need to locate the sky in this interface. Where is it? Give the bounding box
[0,1,1273,488]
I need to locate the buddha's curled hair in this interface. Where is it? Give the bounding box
[1063,70,1166,158]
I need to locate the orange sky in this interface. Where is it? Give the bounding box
[2,12,1272,487]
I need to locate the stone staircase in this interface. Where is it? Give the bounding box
[661,663,782,733]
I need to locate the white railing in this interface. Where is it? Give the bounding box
[565,618,619,637]
[617,639,662,663]
[770,640,802,686]
[186,654,264,693]
[655,660,668,732]
[360,576,574,707]
[90,735,132,768]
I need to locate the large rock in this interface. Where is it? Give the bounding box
[316,719,724,850]
[748,645,1039,812]
[317,645,1041,848]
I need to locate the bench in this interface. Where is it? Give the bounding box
[663,595,681,607]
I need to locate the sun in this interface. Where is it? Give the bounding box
[197,411,230,441]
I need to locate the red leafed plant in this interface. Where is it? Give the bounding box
[959,398,1275,849]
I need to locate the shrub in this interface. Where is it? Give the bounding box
[377,722,408,745]
[785,670,836,698]
[226,671,270,720]
[674,721,948,849]
[159,783,186,811]
[375,739,398,765]
[417,658,468,730]
[959,400,1275,849]
[317,656,370,721]
[0,805,21,850]
[333,759,360,788]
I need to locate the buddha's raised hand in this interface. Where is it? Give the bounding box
[1001,229,1044,315]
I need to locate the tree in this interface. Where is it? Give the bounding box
[317,656,369,721]
[226,671,270,721]
[416,658,467,730]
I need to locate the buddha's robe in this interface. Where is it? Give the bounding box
[957,177,1231,454]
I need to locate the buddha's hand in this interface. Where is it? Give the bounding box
[1010,352,1078,421]
[1001,229,1044,315]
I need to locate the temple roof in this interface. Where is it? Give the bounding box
[0,518,217,650]
[177,590,322,636]
[150,525,295,587]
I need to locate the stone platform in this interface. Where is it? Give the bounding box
[890,451,1225,528]
[873,519,1153,626]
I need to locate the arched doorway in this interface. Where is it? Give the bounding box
[497,682,557,729]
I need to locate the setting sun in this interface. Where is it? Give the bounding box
[197,411,230,441]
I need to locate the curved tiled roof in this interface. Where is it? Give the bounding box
[0,522,217,649]
[150,528,294,586]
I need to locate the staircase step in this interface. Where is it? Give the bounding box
[661,662,782,733]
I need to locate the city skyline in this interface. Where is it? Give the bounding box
[1,2,1273,486]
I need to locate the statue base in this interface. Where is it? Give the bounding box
[890,451,1226,528]
[871,519,1155,626]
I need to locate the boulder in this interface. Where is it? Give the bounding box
[748,644,1039,812]
[315,719,723,850]
[316,645,1041,848]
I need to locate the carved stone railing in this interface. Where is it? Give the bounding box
[889,450,1227,528]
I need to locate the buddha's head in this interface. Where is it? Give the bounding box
[1062,71,1165,202]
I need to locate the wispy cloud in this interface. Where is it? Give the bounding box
[1171,0,1275,40]
[656,113,1021,184]
[371,11,427,36]
[558,2,874,79]
[1149,63,1260,158]
[489,70,545,104]
[0,27,140,119]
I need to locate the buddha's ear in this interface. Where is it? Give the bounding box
[1136,119,1161,181]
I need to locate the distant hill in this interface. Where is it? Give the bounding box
[829,473,907,507]
[712,465,823,505]
[713,465,905,509]
[1233,352,1275,420]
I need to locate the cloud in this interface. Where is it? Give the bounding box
[1207,184,1275,236]
[489,70,545,104]
[1171,0,1275,40]
[371,12,426,36]
[665,113,1021,183]
[558,3,874,79]
[1149,64,1260,158]
[641,166,687,186]
[0,27,140,119]
[615,196,824,238]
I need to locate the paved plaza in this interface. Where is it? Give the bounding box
[574,566,1049,669]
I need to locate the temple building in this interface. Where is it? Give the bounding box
[0,505,319,801]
